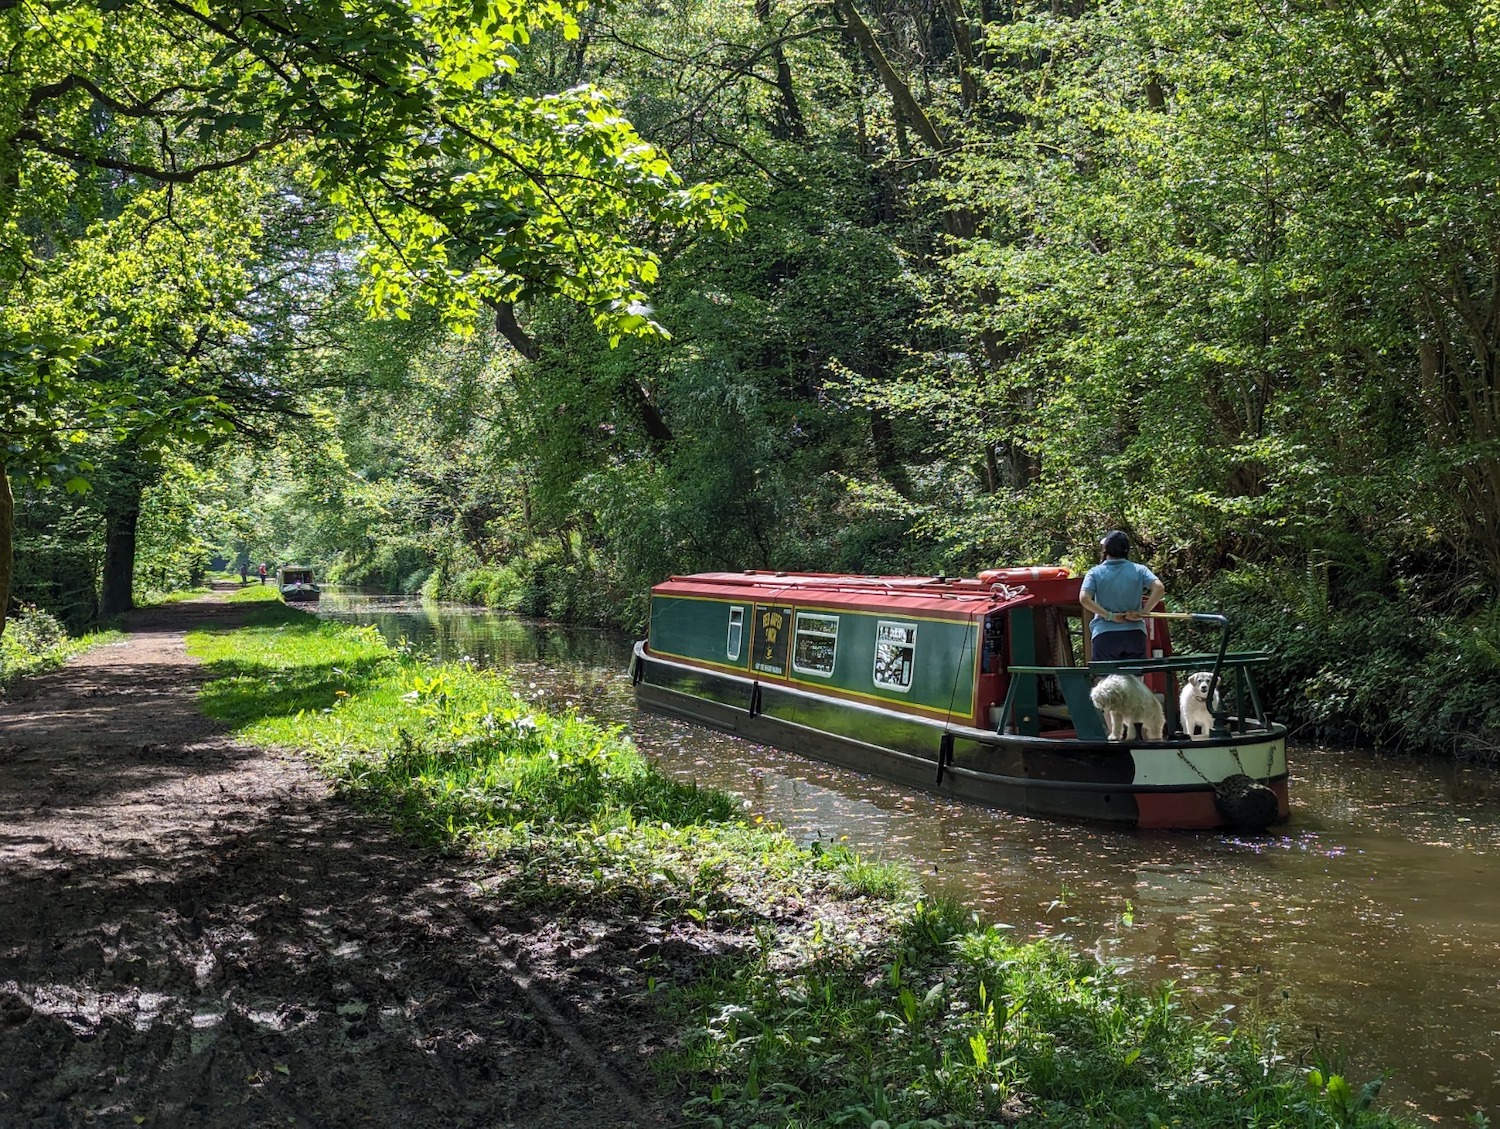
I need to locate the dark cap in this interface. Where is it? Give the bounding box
[1100,530,1131,557]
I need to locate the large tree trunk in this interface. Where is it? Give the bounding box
[0,462,12,637]
[99,485,141,618]
[755,0,807,140]
[833,0,947,153]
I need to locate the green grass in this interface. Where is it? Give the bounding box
[136,585,211,606]
[222,581,285,604]
[188,605,739,849]
[185,608,1422,1129]
[664,896,1414,1128]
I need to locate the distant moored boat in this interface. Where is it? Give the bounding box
[277,565,321,603]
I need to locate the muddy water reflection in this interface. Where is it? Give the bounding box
[317,593,1500,1124]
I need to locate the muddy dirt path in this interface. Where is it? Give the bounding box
[0,589,677,1128]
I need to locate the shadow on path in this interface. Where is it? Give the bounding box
[0,591,673,1128]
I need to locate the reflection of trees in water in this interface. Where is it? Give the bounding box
[324,598,631,674]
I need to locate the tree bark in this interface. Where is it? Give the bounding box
[0,462,12,636]
[619,374,675,454]
[937,0,980,110]
[99,485,141,618]
[755,0,807,140]
[833,0,947,153]
[490,299,540,361]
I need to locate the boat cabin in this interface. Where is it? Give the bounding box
[277,565,320,603]
[644,569,1265,742]
[637,568,1288,829]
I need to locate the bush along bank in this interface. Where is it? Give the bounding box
[0,604,122,689]
[1190,568,1500,761]
[186,604,1415,1129]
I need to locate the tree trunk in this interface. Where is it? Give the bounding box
[868,406,912,498]
[1417,298,1500,585]
[937,0,980,109]
[833,0,947,153]
[619,374,675,453]
[99,485,141,618]
[755,0,807,140]
[0,462,12,636]
[489,299,540,361]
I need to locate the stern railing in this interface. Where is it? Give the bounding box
[996,613,1274,741]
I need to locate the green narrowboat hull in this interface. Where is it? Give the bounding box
[632,643,1290,831]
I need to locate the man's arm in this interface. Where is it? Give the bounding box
[1124,578,1167,621]
[1081,590,1129,624]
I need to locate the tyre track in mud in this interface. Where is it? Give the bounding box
[0,591,675,1128]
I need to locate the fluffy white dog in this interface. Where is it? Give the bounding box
[1090,674,1165,742]
[1178,671,1221,740]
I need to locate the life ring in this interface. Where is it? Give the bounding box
[978,566,1072,585]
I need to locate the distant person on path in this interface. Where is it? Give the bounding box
[258,563,268,585]
[239,561,248,585]
[1079,530,1165,662]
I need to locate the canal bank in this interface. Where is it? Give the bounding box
[314,590,1500,1125]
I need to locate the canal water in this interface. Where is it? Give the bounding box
[315,592,1500,1125]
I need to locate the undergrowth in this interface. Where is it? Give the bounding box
[1193,567,1500,761]
[663,896,1412,1128]
[0,605,122,688]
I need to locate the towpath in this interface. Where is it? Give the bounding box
[0,587,674,1128]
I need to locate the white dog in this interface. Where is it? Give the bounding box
[1178,671,1221,740]
[1090,674,1164,742]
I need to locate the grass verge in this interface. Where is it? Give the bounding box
[221,582,287,604]
[186,605,1421,1129]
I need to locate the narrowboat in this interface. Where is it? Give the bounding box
[277,565,321,603]
[630,569,1289,831]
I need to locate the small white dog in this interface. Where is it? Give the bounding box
[1090,674,1165,742]
[1178,671,1221,740]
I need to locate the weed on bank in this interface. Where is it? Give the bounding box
[186,606,1418,1129]
[0,604,122,688]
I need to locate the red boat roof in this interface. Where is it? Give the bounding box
[652,569,1081,617]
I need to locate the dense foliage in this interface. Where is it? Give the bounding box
[0,604,119,686]
[0,0,739,626]
[9,0,1500,754]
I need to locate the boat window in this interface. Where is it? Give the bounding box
[981,614,1004,675]
[873,620,917,692]
[791,613,839,677]
[726,606,744,660]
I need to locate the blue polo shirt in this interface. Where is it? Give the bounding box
[1081,558,1158,638]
